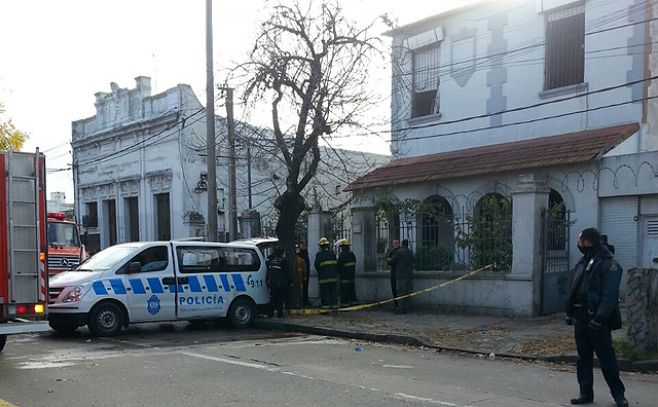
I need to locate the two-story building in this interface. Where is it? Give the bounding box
[348,0,658,316]
[72,77,388,255]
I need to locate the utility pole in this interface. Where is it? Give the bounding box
[222,86,238,241]
[247,141,252,209]
[205,0,218,242]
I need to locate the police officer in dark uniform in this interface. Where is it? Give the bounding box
[337,238,357,305]
[266,247,289,318]
[566,228,628,407]
[314,237,338,308]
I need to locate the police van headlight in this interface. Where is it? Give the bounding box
[63,285,87,303]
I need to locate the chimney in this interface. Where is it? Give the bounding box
[135,76,152,96]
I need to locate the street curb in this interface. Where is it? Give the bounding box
[254,319,657,373]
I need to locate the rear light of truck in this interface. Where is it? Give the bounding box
[6,303,45,316]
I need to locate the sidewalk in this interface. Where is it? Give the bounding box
[255,308,658,373]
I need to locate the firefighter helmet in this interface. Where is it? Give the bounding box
[338,238,350,246]
[319,237,330,246]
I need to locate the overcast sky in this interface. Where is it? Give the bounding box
[0,0,477,202]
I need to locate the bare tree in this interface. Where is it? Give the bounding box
[237,1,380,256]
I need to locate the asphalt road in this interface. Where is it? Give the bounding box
[0,322,656,407]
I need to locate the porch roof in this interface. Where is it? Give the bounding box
[346,123,639,191]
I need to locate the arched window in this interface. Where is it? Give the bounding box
[417,196,454,270]
[469,193,512,271]
[548,189,568,250]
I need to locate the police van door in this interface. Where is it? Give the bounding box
[121,245,177,322]
[173,244,230,320]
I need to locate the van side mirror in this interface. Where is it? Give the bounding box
[128,262,142,273]
[653,257,658,264]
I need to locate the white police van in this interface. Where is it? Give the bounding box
[47,241,270,336]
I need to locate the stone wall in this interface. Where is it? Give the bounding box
[626,268,658,353]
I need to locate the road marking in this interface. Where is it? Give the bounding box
[395,393,476,407]
[0,398,19,407]
[180,351,315,380]
[382,364,414,369]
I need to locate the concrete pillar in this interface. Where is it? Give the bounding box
[626,268,658,353]
[307,211,331,301]
[512,174,549,316]
[351,207,376,275]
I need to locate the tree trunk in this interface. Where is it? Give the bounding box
[275,190,306,308]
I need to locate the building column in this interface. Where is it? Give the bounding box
[512,174,549,316]
[351,207,376,276]
[307,210,331,302]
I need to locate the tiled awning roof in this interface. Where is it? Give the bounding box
[346,123,639,191]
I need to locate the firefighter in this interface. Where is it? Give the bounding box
[314,237,338,308]
[266,247,289,318]
[337,238,357,305]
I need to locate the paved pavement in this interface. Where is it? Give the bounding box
[256,308,658,373]
[1,322,657,406]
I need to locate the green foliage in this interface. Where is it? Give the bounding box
[415,246,454,271]
[612,339,658,361]
[457,195,512,271]
[0,103,29,151]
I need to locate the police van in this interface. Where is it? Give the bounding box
[47,241,270,336]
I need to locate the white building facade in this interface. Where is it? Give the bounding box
[348,0,658,316]
[72,77,388,254]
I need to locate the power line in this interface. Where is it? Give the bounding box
[390,94,658,143]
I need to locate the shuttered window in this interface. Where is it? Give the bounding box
[545,4,585,90]
[412,45,440,118]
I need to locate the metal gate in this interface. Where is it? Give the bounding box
[540,208,571,315]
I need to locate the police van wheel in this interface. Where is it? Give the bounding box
[49,321,79,335]
[88,302,124,337]
[0,334,6,353]
[227,298,255,329]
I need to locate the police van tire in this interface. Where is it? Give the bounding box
[0,334,6,353]
[49,321,79,334]
[88,302,124,337]
[227,297,255,329]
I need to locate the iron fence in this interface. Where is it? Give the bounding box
[375,211,512,273]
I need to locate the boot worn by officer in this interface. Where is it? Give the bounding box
[570,395,593,405]
[614,396,629,407]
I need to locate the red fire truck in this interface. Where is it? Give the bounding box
[47,212,85,275]
[1,150,50,352]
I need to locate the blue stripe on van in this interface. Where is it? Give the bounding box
[129,279,146,295]
[187,276,202,293]
[92,280,108,295]
[147,278,164,294]
[232,274,246,292]
[109,279,127,295]
[204,275,219,292]
[219,274,231,292]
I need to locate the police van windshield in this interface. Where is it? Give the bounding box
[76,245,136,271]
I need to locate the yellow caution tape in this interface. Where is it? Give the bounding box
[290,264,495,316]
[0,398,19,407]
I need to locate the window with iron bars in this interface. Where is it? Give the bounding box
[544,3,585,90]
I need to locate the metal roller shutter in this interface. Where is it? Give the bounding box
[599,197,639,295]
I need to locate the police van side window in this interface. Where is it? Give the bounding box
[224,247,261,272]
[118,246,169,274]
[177,247,225,274]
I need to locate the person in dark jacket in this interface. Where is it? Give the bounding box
[390,239,413,314]
[566,228,627,407]
[266,247,289,318]
[314,237,338,308]
[386,240,400,310]
[337,238,357,305]
[298,242,311,305]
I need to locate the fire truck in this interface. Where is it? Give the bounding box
[1,150,50,352]
[47,212,85,275]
